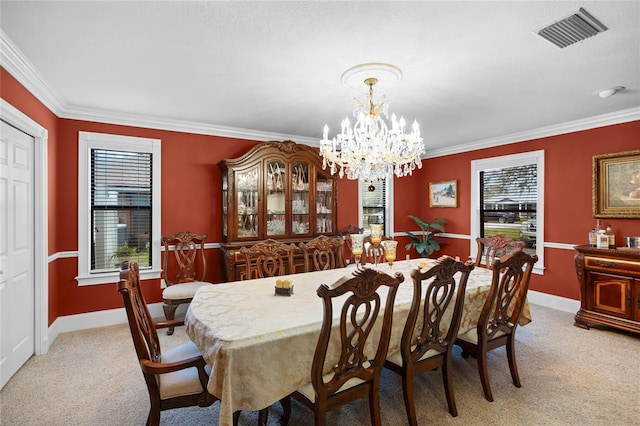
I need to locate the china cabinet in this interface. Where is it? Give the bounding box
[573,245,640,334]
[218,140,338,281]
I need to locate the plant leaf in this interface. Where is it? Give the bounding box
[408,215,428,231]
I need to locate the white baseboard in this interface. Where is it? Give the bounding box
[527,290,580,314]
[47,303,189,347]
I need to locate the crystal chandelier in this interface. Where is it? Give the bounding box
[319,73,424,181]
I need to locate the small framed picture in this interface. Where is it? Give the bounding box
[429,180,457,208]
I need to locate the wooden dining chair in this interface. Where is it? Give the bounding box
[239,238,297,279]
[117,262,218,426]
[299,235,345,272]
[283,268,404,426]
[455,249,538,402]
[474,235,525,269]
[337,224,364,265]
[384,256,473,422]
[161,231,212,335]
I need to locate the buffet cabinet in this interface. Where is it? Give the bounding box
[218,140,338,281]
[574,245,640,334]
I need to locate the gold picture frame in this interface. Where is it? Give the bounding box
[429,180,457,208]
[593,150,640,218]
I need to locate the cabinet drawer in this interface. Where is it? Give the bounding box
[585,256,640,277]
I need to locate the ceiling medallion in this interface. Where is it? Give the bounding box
[319,63,424,181]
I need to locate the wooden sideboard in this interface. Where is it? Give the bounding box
[574,245,640,334]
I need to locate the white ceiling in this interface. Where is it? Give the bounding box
[1,1,639,156]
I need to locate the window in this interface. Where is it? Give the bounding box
[359,177,394,236]
[77,132,161,285]
[471,151,544,273]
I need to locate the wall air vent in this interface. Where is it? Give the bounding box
[537,7,607,48]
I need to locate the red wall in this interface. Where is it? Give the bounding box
[3,65,639,324]
[416,122,640,299]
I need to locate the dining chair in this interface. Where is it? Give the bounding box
[161,231,212,335]
[283,268,404,426]
[240,238,297,279]
[299,235,345,272]
[474,235,525,269]
[384,256,473,422]
[455,249,538,402]
[117,262,218,426]
[337,224,364,264]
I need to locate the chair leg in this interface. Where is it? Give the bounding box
[315,410,326,426]
[442,356,458,417]
[279,396,291,426]
[477,350,494,402]
[258,408,269,426]
[506,334,521,388]
[147,407,160,426]
[401,373,418,426]
[369,384,382,426]
[162,302,178,335]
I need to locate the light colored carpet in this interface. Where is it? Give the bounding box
[1,304,639,425]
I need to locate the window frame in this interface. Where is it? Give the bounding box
[358,176,394,236]
[77,131,162,285]
[470,150,544,274]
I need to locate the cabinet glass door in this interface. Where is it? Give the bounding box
[292,162,310,235]
[222,173,228,237]
[236,167,259,238]
[266,160,286,237]
[316,172,333,234]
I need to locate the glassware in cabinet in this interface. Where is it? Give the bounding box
[236,167,259,238]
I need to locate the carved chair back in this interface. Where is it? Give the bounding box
[119,262,161,366]
[118,262,217,424]
[304,268,404,423]
[240,238,297,279]
[455,249,538,402]
[299,235,345,272]
[161,231,211,334]
[387,256,473,419]
[475,235,525,268]
[481,250,537,342]
[162,231,208,285]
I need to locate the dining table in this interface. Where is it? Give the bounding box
[185,258,531,426]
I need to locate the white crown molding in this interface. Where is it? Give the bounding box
[2,29,635,154]
[425,107,640,159]
[60,104,319,146]
[0,29,66,115]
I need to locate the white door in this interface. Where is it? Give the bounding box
[0,119,35,389]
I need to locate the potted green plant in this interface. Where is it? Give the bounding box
[404,215,447,257]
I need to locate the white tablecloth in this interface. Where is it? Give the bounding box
[185,259,530,425]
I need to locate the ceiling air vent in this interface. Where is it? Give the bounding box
[537,7,607,48]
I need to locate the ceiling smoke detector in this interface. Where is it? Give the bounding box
[537,8,607,48]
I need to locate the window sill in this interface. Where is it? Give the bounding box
[75,268,162,286]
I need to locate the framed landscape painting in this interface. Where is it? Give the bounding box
[593,150,640,218]
[429,180,457,208]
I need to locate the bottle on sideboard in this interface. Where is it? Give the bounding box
[588,229,597,247]
[596,230,609,249]
[606,224,615,249]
